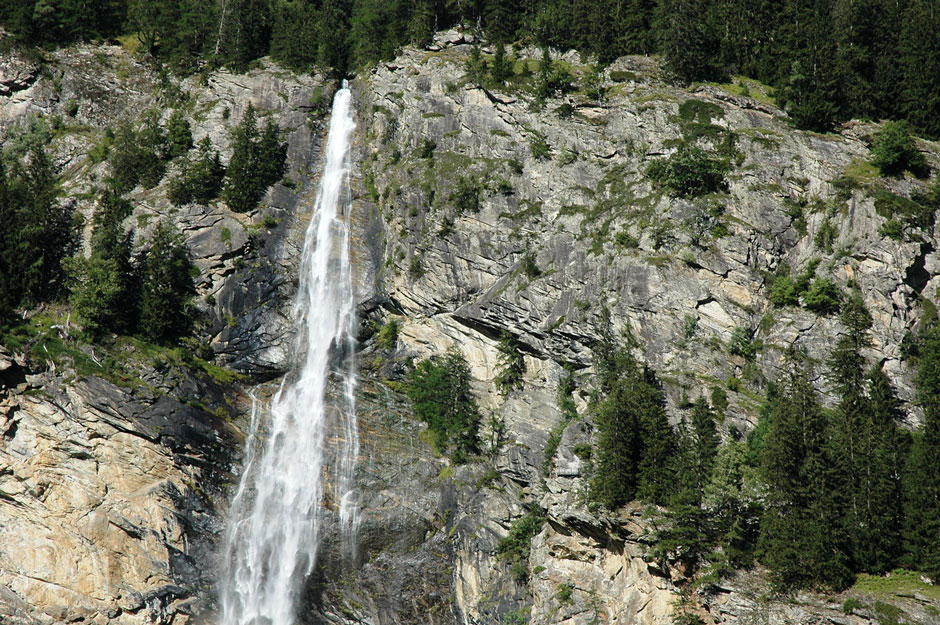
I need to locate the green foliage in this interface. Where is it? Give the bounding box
[544,367,578,474]
[657,0,722,83]
[490,43,513,84]
[406,350,482,463]
[168,137,226,206]
[529,134,551,161]
[497,505,546,584]
[874,186,938,232]
[417,138,436,159]
[769,261,820,308]
[376,316,399,350]
[451,175,482,215]
[904,319,940,581]
[465,42,486,87]
[590,318,677,508]
[165,109,193,158]
[137,221,196,343]
[870,121,928,177]
[758,365,854,591]
[494,331,525,395]
[520,252,541,279]
[0,144,76,317]
[223,105,287,212]
[109,116,165,194]
[645,144,730,198]
[803,278,841,315]
[842,598,864,615]
[65,189,135,337]
[879,218,903,241]
[729,326,760,361]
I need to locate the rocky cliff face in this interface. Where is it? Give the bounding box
[1,28,939,625]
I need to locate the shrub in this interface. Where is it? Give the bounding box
[842,598,864,615]
[451,175,482,215]
[516,252,539,278]
[870,121,928,177]
[497,505,546,584]
[879,218,903,240]
[418,138,436,159]
[556,582,574,604]
[494,331,526,394]
[729,326,761,361]
[803,278,841,315]
[376,317,399,350]
[645,144,730,197]
[768,271,799,307]
[406,350,482,463]
[529,134,551,160]
[814,217,838,252]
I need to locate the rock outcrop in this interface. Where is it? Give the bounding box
[2,26,940,625]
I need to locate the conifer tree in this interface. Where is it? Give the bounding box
[759,365,853,590]
[224,104,287,212]
[905,320,940,580]
[66,189,136,337]
[857,365,907,573]
[166,110,194,159]
[137,221,196,343]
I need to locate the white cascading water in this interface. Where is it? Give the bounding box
[221,84,359,625]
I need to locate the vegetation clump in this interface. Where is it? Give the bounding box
[870,121,928,178]
[222,104,287,213]
[494,331,526,395]
[497,505,546,584]
[406,349,482,463]
[168,137,226,206]
[645,144,730,197]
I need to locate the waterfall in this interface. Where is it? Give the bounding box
[220,84,359,625]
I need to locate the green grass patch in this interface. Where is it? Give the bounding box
[852,569,940,601]
[697,76,776,108]
[842,159,881,186]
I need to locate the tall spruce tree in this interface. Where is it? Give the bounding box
[758,364,853,590]
[137,221,196,343]
[904,319,940,580]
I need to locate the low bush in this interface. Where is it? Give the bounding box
[646,144,730,197]
[870,121,928,177]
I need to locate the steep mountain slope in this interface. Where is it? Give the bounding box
[1,28,939,625]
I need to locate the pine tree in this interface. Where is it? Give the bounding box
[759,365,853,590]
[66,188,136,337]
[406,349,482,463]
[166,109,193,159]
[690,395,719,488]
[904,320,940,580]
[703,439,763,567]
[270,0,320,70]
[898,0,940,138]
[857,365,907,573]
[137,221,195,343]
[490,43,512,85]
[655,0,722,82]
[256,119,288,189]
[636,367,677,505]
[223,104,260,212]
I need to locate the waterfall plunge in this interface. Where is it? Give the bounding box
[221,85,359,625]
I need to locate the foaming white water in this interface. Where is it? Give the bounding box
[221,85,359,625]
